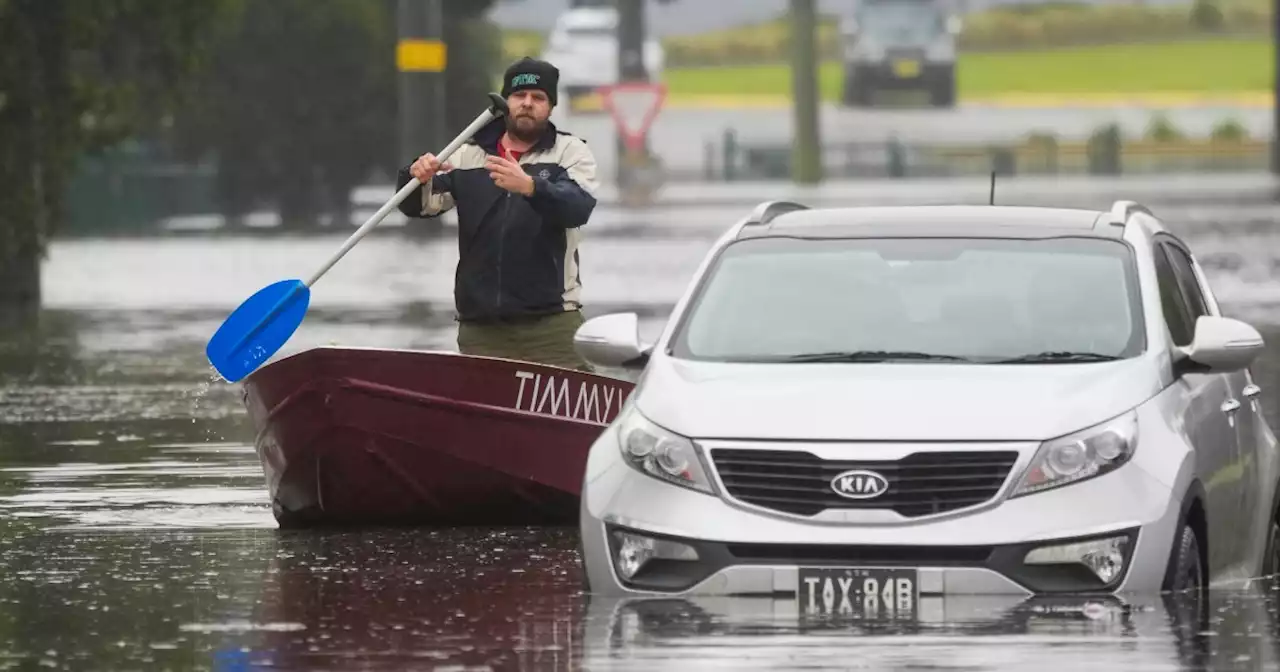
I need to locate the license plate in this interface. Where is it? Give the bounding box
[892,59,921,78]
[798,567,918,618]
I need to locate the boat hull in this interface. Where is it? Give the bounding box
[241,346,635,527]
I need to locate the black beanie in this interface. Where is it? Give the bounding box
[501,57,559,106]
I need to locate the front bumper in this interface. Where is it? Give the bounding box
[598,523,1140,599]
[849,60,952,88]
[581,435,1184,598]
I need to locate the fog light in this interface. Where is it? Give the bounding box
[613,531,699,581]
[1025,535,1129,585]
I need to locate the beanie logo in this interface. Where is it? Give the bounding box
[511,73,540,88]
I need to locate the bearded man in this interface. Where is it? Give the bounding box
[397,57,600,371]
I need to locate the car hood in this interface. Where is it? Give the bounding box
[633,356,1163,442]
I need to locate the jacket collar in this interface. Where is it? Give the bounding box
[473,116,560,154]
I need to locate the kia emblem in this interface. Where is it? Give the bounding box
[830,469,889,500]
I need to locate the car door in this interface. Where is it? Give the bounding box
[1153,236,1243,573]
[1166,238,1264,571]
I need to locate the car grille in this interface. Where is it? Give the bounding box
[709,448,1020,518]
[725,542,993,567]
[885,47,927,60]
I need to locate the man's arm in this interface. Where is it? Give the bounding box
[526,139,598,229]
[395,164,456,218]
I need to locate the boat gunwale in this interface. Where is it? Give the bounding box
[249,376,617,451]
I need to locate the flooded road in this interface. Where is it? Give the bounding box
[7,200,1280,669]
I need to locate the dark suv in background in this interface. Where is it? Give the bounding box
[839,0,961,107]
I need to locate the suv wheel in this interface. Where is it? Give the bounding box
[842,74,866,107]
[1166,523,1205,595]
[1262,518,1280,578]
[577,535,592,593]
[930,68,956,107]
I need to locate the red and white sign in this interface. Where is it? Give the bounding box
[597,81,667,152]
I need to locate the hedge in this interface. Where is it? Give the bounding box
[503,0,1270,69]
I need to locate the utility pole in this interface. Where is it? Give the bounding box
[790,0,822,184]
[397,0,447,165]
[1273,0,1279,173]
[616,0,648,187]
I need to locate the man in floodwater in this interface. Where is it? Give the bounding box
[397,57,599,371]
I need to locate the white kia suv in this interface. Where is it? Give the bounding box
[573,199,1280,618]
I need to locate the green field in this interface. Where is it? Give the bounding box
[659,39,1271,102]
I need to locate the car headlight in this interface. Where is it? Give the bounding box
[616,406,715,496]
[1011,411,1138,498]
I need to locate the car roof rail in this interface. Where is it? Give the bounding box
[1108,199,1153,226]
[743,200,810,227]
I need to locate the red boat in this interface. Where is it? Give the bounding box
[240,346,635,527]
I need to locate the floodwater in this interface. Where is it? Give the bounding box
[7,200,1280,670]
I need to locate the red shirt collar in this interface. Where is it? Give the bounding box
[499,136,527,162]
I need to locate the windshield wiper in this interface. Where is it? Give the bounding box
[782,350,972,363]
[993,351,1121,364]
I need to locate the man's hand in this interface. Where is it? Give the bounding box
[409,152,452,182]
[486,155,534,196]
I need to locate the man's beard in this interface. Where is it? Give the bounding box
[505,114,545,143]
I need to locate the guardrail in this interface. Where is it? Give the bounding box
[700,131,1271,181]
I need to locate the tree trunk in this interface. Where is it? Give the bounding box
[0,2,49,329]
[0,238,41,330]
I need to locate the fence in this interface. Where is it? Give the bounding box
[63,142,218,235]
[698,131,1271,182]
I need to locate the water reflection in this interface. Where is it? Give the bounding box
[4,522,1259,672]
[244,528,584,670]
[8,521,1274,672]
[579,589,1278,671]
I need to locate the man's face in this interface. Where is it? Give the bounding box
[505,89,552,141]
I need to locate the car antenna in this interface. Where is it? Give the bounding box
[989,171,996,205]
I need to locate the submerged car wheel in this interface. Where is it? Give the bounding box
[1164,523,1210,646]
[577,536,592,593]
[1262,519,1280,578]
[1166,523,1205,595]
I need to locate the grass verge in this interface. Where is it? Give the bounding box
[653,38,1270,104]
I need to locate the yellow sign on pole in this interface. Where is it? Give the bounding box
[397,39,447,72]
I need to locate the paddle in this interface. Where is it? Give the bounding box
[205,92,511,383]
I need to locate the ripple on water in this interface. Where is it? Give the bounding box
[178,621,307,633]
[0,436,273,530]
[0,382,245,425]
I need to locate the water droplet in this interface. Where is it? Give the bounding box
[176,366,234,443]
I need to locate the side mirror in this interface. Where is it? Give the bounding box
[1179,315,1265,374]
[574,312,651,370]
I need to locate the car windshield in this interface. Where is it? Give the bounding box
[566,26,614,38]
[670,236,1145,364]
[855,0,944,42]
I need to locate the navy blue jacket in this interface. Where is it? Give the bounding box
[396,118,598,322]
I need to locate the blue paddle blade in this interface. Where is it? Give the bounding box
[206,279,311,383]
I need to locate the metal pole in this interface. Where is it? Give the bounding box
[1273,0,1279,173]
[790,0,822,184]
[397,0,447,165]
[616,0,648,188]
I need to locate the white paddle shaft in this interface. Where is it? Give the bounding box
[303,106,502,288]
